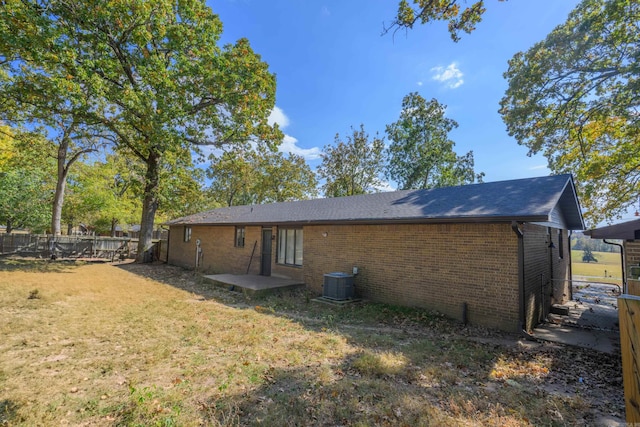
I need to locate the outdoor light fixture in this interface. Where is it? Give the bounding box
[322,232,328,238]
[548,241,556,249]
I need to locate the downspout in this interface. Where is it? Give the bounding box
[603,239,626,294]
[547,227,554,322]
[512,222,536,340]
[568,230,573,301]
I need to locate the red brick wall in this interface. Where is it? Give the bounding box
[167,225,304,280]
[303,223,520,331]
[168,222,573,332]
[168,225,260,274]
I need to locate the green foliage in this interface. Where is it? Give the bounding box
[500,0,640,226]
[255,148,319,204]
[63,155,142,236]
[0,0,281,257]
[0,129,54,233]
[0,168,51,233]
[388,0,486,41]
[207,146,318,206]
[207,148,256,207]
[571,233,620,253]
[385,92,483,190]
[582,247,598,263]
[156,150,210,222]
[126,385,182,427]
[318,125,385,197]
[0,2,108,236]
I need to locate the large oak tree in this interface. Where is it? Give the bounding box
[386,0,487,41]
[207,146,317,206]
[318,125,385,197]
[0,127,54,233]
[386,92,483,189]
[499,0,639,225]
[0,0,281,259]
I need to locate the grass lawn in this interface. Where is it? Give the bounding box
[0,259,623,426]
[571,250,623,281]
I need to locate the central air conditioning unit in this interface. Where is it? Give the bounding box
[323,272,354,300]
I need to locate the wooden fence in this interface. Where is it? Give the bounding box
[619,294,640,423]
[0,234,134,260]
[0,233,169,262]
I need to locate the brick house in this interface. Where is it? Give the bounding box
[166,174,584,332]
[584,218,640,296]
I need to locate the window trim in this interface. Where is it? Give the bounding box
[277,227,303,267]
[184,226,192,242]
[235,226,245,248]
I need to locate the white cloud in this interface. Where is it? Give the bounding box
[529,164,548,170]
[417,81,423,86]
[431,62,464,89]
[268,106,290,128]
[279,135,323,160]
[269,106,323,161]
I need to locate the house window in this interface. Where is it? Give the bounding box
[235,226,245,248]
[277,228,303,266]
[558,229,564,259]
[184,226,192,242]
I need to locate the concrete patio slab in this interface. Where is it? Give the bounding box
[203,274,305,297]
[532,323,619,354]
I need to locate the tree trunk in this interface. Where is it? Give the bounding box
[67,221,73,236]
[51,138,70,236]
[111,218,117,237]
[136,153,160,263]
[51,174,67,236]
[6,218,12,234]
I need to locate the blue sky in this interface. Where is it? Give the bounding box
[208,0,582,187]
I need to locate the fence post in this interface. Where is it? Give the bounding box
[619,294,640,423]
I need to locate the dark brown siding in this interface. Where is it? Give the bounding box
[521,224,571,331]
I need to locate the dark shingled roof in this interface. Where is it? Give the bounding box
[584,218,640,240]
[167,174,584,230]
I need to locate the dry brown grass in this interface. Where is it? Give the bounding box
[0,259,624,426]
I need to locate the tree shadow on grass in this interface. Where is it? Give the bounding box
[113,262,247,305]
[192,335,623,426]
[0,257,84,273]
[110,263,624,425]
[0,399,19,425]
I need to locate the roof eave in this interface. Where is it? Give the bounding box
[166,215,552,227]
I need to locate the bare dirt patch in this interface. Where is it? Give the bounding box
[0,260,624,426]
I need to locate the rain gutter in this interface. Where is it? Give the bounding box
[603,239,626,294]
[512,221,536,340]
